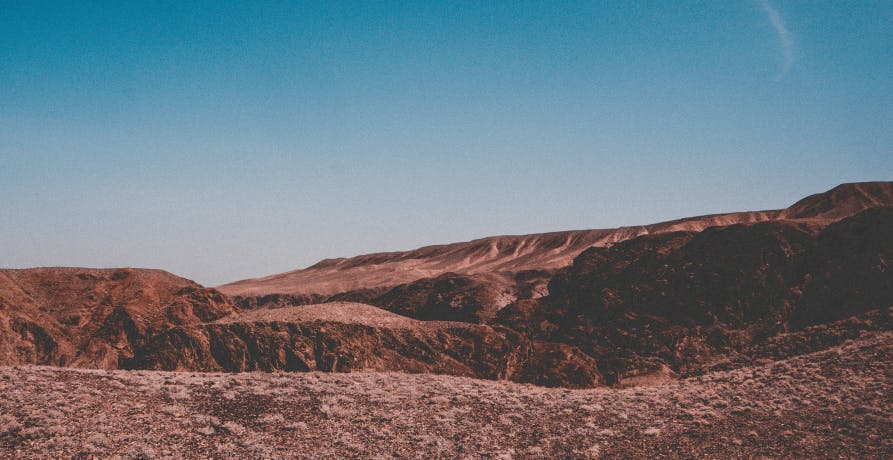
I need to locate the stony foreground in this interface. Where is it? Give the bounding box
[2,332,892,459]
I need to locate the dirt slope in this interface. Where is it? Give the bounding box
[2,331,890,459]
[219,229,615,297]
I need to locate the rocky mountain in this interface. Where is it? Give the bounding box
[221,182,893,323]
[0,272,600,387]
[0,268,236,369]
[218,182,893,387]
[496,207,893,385]
[217,210,782,300]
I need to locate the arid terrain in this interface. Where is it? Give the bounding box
[1,182,892,458]
[1,331,890,458]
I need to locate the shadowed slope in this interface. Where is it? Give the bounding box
[496,207,893,385]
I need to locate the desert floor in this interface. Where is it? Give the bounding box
[2,332,891,459]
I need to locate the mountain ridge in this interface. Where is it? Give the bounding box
[217,182,893,299]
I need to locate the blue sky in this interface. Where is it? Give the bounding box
[2,1,891,285]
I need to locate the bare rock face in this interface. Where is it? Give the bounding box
[0,268,237,368]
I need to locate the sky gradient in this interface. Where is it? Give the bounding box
[2,1,892,286]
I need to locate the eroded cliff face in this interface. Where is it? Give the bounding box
[123,303,603,388]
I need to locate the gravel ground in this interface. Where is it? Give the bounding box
[1,331,891,459]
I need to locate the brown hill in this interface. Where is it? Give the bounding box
[0,268,236,369]
[218,209,784,298]
[217,182,893,300]
[0,270,600,387]
[780,181,893,220]
[219,229,614,297]
[496,207,893,386]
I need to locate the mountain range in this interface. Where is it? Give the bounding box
[2,181,891,388]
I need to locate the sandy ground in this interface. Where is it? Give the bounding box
[2,331,891,459]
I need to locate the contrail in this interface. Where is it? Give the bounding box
[757,0,794,79]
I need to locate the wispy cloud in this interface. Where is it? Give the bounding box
[757,0,795,79]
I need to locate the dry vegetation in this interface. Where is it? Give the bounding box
[2,331,891,459]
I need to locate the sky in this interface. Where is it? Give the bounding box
[2,1,892,286]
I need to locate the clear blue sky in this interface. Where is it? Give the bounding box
[2,1,891,286]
